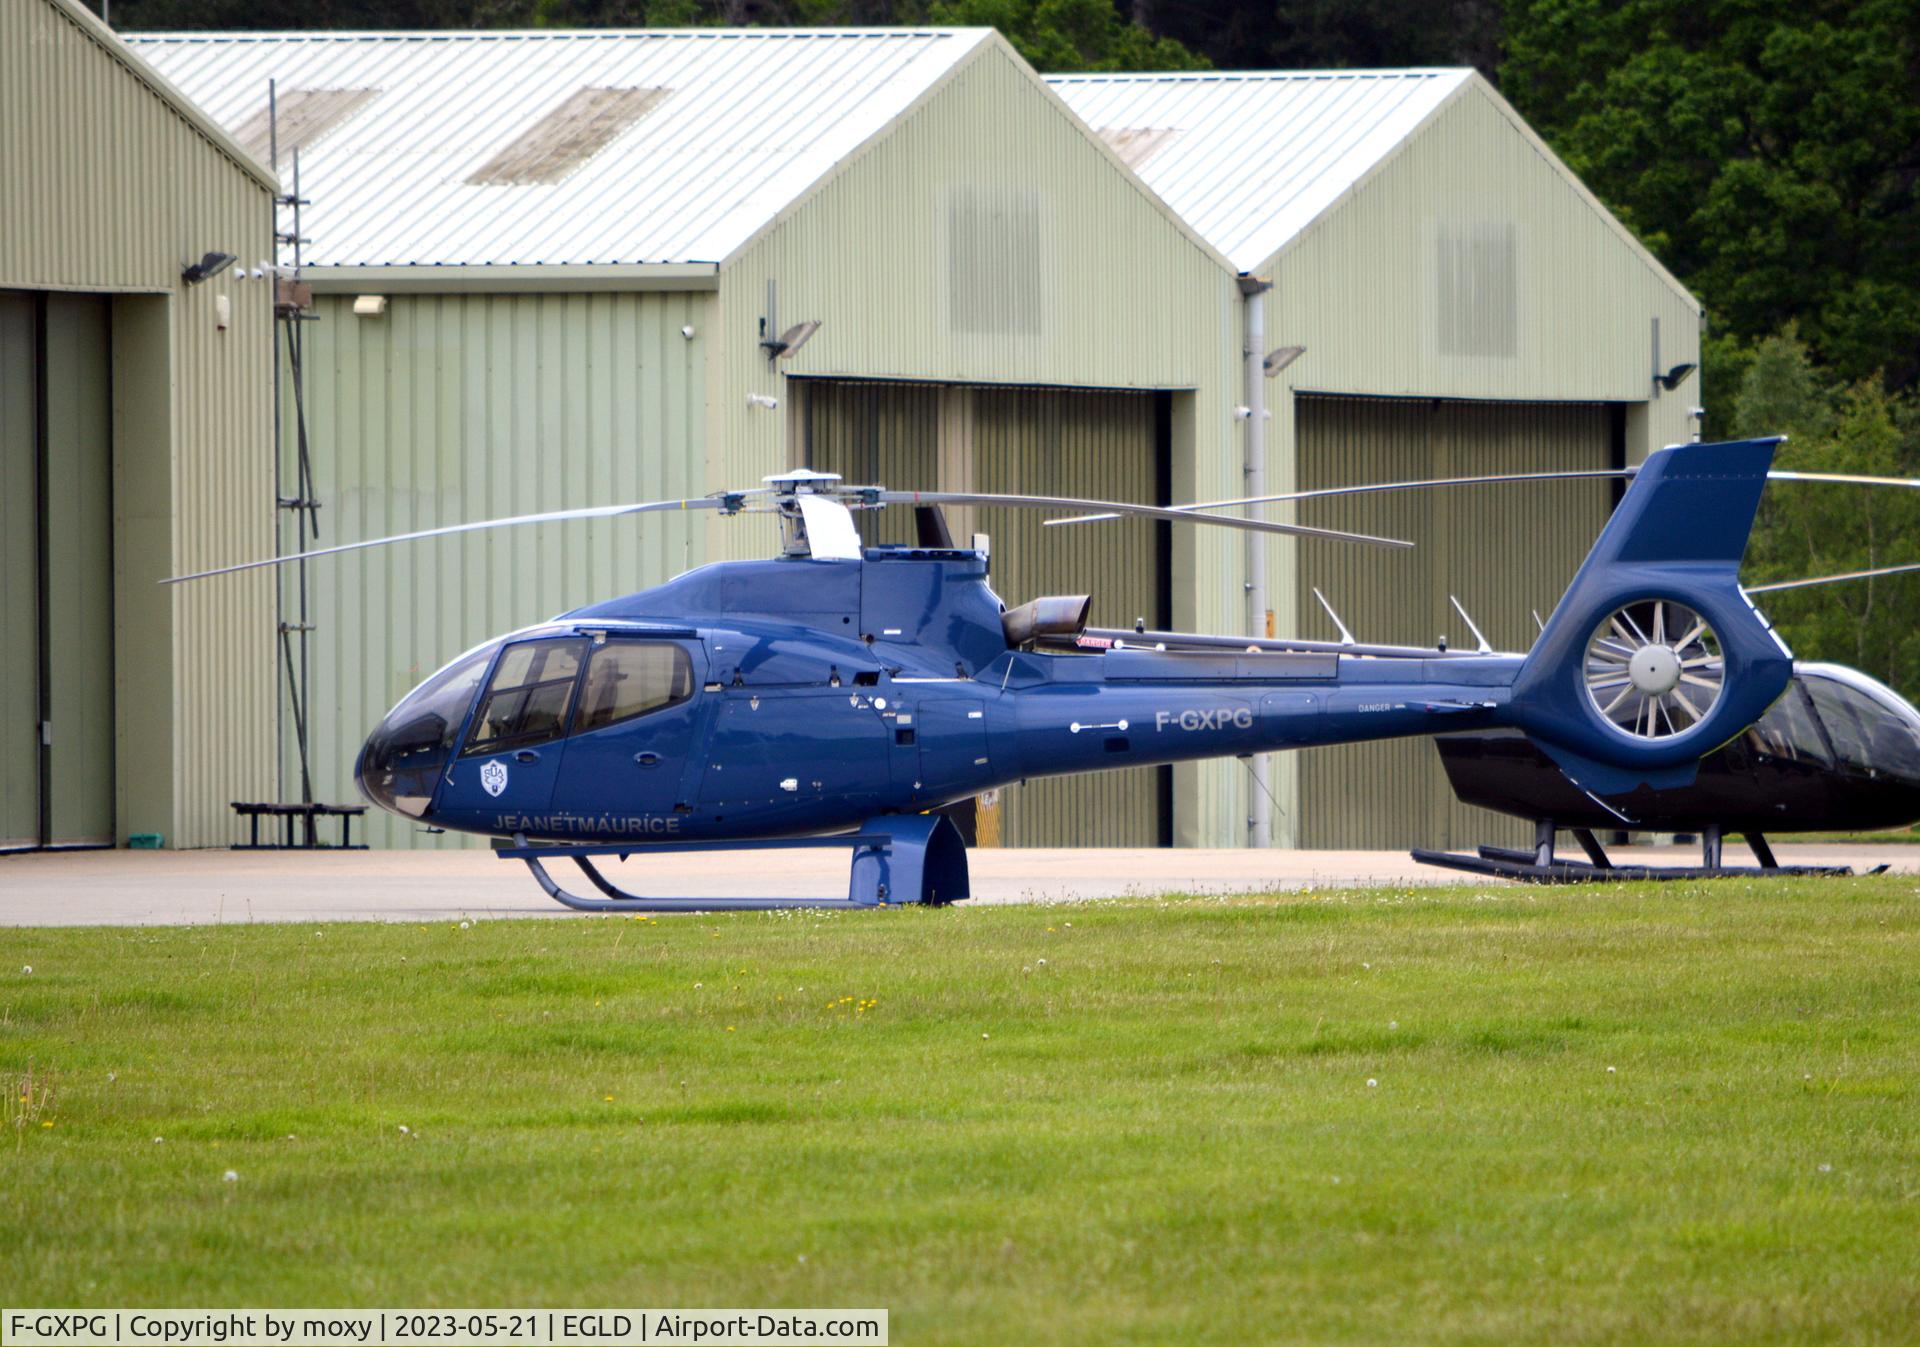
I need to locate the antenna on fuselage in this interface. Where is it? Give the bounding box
[1449,595,1494,654]
[1312,588,1357,646]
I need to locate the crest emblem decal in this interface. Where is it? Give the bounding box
[480,760,509,798]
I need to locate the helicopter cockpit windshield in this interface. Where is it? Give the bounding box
[1799,665,1920,781]
[1747,663,1920,783]
[356,642,495,818]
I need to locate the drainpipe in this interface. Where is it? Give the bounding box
[1239,274,1274,848]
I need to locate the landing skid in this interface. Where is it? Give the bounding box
[495,813,970,913]
[1412,821,1882,884]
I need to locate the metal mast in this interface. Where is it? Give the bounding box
[270,82,321,805]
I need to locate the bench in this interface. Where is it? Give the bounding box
[230,801,369,850]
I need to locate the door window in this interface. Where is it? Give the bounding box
[461,638,586,756]
[1805,676,1878,772]
[1748,682,1833,767]
[574,642,694,735]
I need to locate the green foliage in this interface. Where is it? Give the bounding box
[1739,329,1920,692]
[928,0,1205,71]
[106,0,1208,72]
[6,886,1920,1339]
[1501,0,1920,393]
[1116,0,1502,74]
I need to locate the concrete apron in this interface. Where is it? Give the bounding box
[0,844,1914,926]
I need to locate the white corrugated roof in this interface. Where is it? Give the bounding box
[127,28,992,268]
[1047,69,1472,271]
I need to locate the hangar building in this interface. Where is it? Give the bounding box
[2,0,276,853]
[109,36,1703,854]
[1051,70,1703,847]
[133,27,1251,851]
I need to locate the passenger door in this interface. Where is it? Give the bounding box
[434,637,585,833]
[547,637,707,828]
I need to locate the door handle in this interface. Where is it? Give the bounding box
[514,749,541,764]
[634,751,662,768]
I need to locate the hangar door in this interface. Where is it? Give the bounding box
[803,379,1171,847]
[1291,395,1616,850]
[0,292,115,852]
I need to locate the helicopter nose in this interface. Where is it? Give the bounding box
[353,736,404,817]
[356,644,495,820]
[355,719,439,820]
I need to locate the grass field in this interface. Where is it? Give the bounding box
[3,880,1917,1344]
[1777,824,1920,844]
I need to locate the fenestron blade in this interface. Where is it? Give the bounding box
[875,490,1411,548]
[163,496,734,584]
[1746,561,1920,593]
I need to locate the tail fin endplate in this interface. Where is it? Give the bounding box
[1511,438,1793,795]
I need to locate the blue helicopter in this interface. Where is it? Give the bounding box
[175,437,1797,911]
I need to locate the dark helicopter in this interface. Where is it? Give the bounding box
[1416,660,1920,881]
[175,438,1803,911]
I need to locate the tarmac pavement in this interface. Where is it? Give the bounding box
[1,840,1913,926]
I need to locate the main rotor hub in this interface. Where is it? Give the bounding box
[1627,644,1681,694]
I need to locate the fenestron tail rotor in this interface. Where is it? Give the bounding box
[1583,599,1724,739]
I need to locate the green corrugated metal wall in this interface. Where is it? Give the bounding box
[43,294,114,844]
[804,378,1168,846]
[290,290,709,848]
[802,381,939,548]
[0,294,35,847]
[0,291,115,848]
[4,0,277,850]
[1291,394,1613,849]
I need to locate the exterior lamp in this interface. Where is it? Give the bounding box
[181,251,237,285]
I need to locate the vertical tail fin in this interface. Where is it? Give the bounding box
[1510,438,1793,794]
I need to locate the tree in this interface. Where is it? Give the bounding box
[106,0,1208,71]
[1737,330,1920,695]
[1502,0,1920,394]
[1117,0,1502,77]
[930,0,1206,72]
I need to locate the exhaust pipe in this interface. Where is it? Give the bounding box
[1002,595,1093,649]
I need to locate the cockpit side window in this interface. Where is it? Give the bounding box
[574,641,695,736]
[461,638,587,757]
[1805,676,1878,772]
[1748,681,1833,767]
[1805,673,1920,777]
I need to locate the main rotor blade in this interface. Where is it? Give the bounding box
[1746,561,1920,594]
[1767,470,1920,489]
[163,495,734,584]
[1044,468,1639,525]
[1047,465,1920,529]
[874,490,1410,548]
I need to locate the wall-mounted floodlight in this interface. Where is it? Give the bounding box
[762,319,821,361]
[352,295,388,317]
[1656,361,1697,391]
[181,251,237,285]
[1263,344,1306,377]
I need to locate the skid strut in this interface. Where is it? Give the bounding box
[496,814,971,912]
[1413,820,1877,884]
